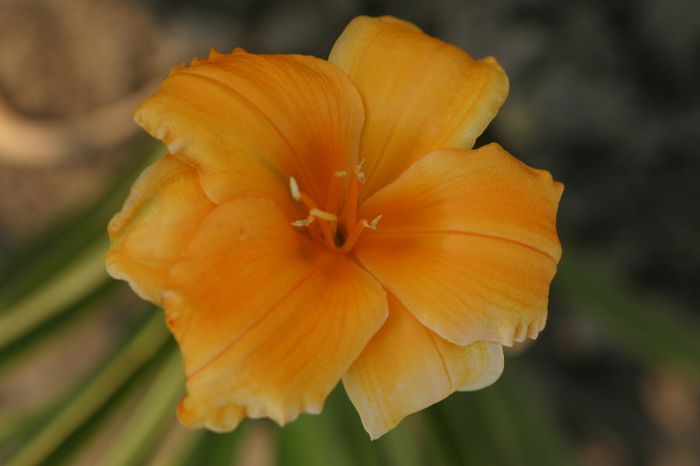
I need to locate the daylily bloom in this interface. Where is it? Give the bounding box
[106,15,562,439]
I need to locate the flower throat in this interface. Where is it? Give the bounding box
[289,161,382,252]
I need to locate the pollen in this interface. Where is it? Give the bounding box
[289,176,301,201]
[289,162,379,251]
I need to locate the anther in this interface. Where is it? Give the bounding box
[365,214,383,230]
[289,176,301,201]
[167,140,185,154]
[291,217,314,228]
[353,160,366,183]
[341,214,381,253]
[288,167,380,253]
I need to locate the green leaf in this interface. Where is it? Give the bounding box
[437,392,502,466]
[2,311,169,466]
[491,363,577,466]
[0,280,119,372]
[556,249,700,382]
[433,359,577,466]
[97,349,184,466]
[323,388,384,466]
[0,140,164,308]
[376,417,426,466]
[277,410,356,466]
[176,429,246,466]
[0,238,109,354]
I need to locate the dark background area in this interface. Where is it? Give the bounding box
[0,1,698,465]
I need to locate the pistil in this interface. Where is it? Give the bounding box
[342,161,364,229]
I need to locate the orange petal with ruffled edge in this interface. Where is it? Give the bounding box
[343,294,503,439]
[329,16,509,200]
[134,50,365,216]
[355,144,563,346]
[106,155,214,304]
[165,198,387,430]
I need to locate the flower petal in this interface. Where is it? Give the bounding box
[329,16,509,199]
[354,144,563,346]
[343,294,503,439]
[135,50,365,214]
[106,155,214,304]
[164,198,388,430]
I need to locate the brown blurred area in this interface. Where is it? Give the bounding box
[0,1,698,465]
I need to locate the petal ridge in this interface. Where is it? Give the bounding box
[343,294,503,439]
[373,229,559,265]
[175,68,320,200]
[106,154,215,304]
[329,15,509,199]
[354,144,562,346]
[186,265,320,379]
[164,197,388,430]
[135,51,365,212]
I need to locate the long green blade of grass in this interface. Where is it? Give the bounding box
[277,392,364,466]
[3,311,169,466]
[0,280,119,372]
[556,249,700,382]
[176,429,247,466]
[43,341,174,465]
[0,140,164,309]
[147,428,204,466]
[322,387,385,466]
[376,417,425,466]
[98,348,184,466]
[434,359,577,466]
[489,363,576,466]
[437,391,502,466]
[0,238,109,352]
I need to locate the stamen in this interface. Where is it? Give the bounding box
[296,193,317,212]
[307,220,323,240]
[366,214,383,230]
[310,208,337,223]
[167,140,185,154]
[289,168,379,252]
[341,214,381,253]
[291,216,314,228]
[342,161,365,229]
[354,160,366,182]
[289,176,301,201]
[325,170,347,213]
[310,208,338,248]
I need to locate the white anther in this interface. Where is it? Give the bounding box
[291,217,314,228]
[354,160,366,182]
[167,140,185,153]
[334,170,348,178]
[310,208,337,222]
[363,214,383,230]
[289,176,301,201]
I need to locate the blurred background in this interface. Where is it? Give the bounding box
[0,0,698,465]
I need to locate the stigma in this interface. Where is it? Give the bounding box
[289,162,381,252]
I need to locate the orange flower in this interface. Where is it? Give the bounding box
[106,16,562,439]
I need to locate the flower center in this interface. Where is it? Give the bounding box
[289,162,382,253]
